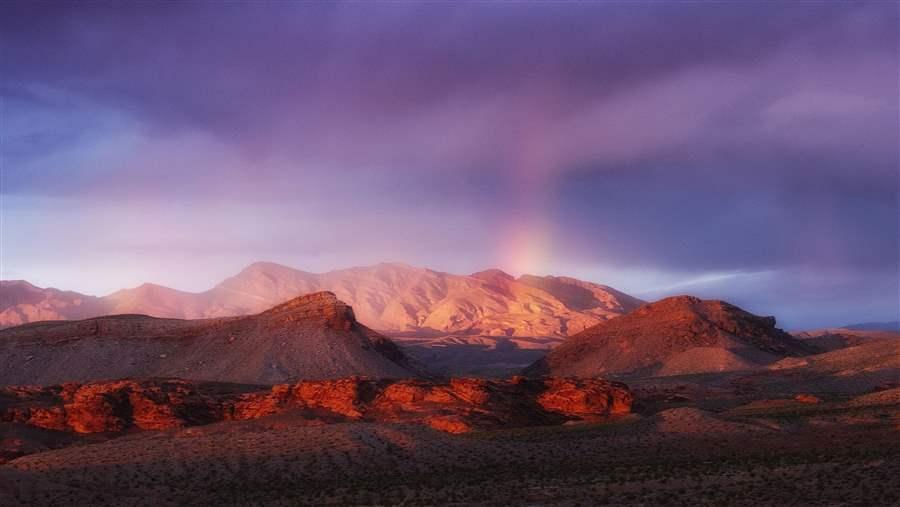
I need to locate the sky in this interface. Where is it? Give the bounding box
[1,1,897,329]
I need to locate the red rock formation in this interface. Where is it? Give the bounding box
[0,376,632,436]
[231,384,293,420]
[794,394,822,404]
[26,407,67,431]
[446,378,492,404]
[63,382,131,433]
[425,415,473,434]
[293,378,367,418]
[538,378,634,418]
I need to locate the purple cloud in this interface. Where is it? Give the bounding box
[1,1,896,328]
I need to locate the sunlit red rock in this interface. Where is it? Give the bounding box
[794,394,822,404]
[26,407,67,431]
[293,378,367,418]
[0,376,633,438]
[425,415,473,434]
[537,378,634,418]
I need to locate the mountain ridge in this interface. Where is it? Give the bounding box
[0,280,107,327]
[1,262,644,337]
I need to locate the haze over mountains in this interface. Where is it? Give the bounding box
[842,321,900,332]
[1,262,644,336]
[0,281,107,328]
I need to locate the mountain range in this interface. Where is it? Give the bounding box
[1,262,644,337]
[840,321,900,332]
[0,281,107,328]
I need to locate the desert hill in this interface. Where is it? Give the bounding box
[1,262,644,337]
[757,338,900,394]
[0,292,418,385]
[792,327,900,353]
[525,295,814,378]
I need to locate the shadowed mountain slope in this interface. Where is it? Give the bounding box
[0,292,418,386]
[525,296,814,378]
[756,339,900,394]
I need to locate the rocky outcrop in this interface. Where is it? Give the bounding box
[537,377,633,418]
[0,376,633,436]
[257,291,357,330]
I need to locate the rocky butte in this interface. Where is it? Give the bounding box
[0,292,420,385]
[526,295,815,378]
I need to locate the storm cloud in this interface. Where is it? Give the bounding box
[1,1,897,328]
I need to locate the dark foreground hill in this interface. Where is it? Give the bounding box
[526,296,813,378]
[0,292,418,385]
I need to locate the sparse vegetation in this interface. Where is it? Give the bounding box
[2,396,898,506]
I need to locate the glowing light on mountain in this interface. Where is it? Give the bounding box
[500,220,551,276]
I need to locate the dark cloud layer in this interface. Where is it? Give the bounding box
[1,1,897,328]
[3,2,893,162]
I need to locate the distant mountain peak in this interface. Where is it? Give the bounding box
[134,282,171,291]
[0,280,37,288]
[375,261,419,269]
[244,260,292,270]
[470,269,515,281]
[235,261,313,278]
[841,321,900,332]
